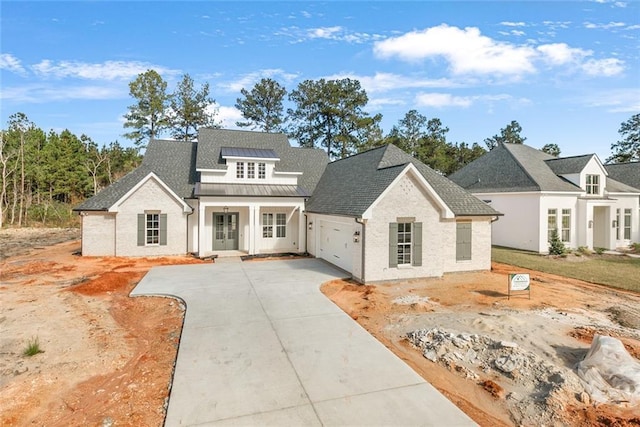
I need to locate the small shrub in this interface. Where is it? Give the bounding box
[548,229,566,256]
[577,246,592,255]
[23,336,43,357]
[630,242,640,254]
[594,247,606,255]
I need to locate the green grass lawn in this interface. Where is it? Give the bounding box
[492,246,640,293]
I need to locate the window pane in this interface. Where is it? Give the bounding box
[236,162,244,178]
[248,162,255,179]
[258,163,266,179]
[561,209,571,242]
[146,213,160,245]
[397,222,412,265]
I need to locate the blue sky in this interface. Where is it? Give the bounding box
[1,1,638,161]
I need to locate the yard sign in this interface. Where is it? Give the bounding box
[508,273,531,300]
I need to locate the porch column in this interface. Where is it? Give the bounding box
[198,202,206,257]
[248,204,257,255]
[298,206,306,253]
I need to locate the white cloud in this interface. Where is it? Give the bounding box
[277,25,384,44]
[217,69,299,93]
[536,43,590,65]
[367,97,406,109]
[0,53,27,75]
[500,21,527,27]
[584,88,640,112]
[324,72,461,94]
[584,21,626,29]
[415,92,473,108]
[373,24,537,76]
[213,104,243,128]
[31,60,180,81]
[581,58,625,76]
[308,26,343,39]
[0,84,125,103]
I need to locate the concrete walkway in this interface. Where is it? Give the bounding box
[131,259,476,426]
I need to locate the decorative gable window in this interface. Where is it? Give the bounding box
[586,174,600,195]
[389,221,422,267]
[258,163,266,179]
[456,222,472,261]
[236,162,244,179]
[137,212,167,246]
[247,162,255,179]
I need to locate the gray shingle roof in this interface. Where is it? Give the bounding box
[197,128,328,194]
[306,144,499,217]
[605,162,640,191]
[75,139,196,211]
[449,143,582,193]
[545,155,593,175]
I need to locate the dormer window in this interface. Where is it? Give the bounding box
[247,162,255,179]
[258,163,266,179]
[586,174,599,195]
[236,162,244,178]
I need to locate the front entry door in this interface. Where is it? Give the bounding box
[213,213,239,250]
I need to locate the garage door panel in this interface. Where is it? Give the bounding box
[318,220,352,273]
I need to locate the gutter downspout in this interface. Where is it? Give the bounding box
[185,200,195,255]
[355,217,366,284]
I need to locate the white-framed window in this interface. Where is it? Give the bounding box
[236,162,244,179]
[276,213,286,237]
[247,162,255,179]
[561,209,571,242]
[262,213,286,238]
[547,209,557,242]
[262,213,273,238]
[397,222,412,265]
[624,208,632,240]
[146,212,160,245]
[258,163,266,179]
[616,208,621,240]
[586,174,600,195]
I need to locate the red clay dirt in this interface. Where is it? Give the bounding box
[0,230,205,427]
[321,264,640,427]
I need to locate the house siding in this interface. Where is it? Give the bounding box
[81,212,116,256]
[115,177,188,256]
[365,173,444,281]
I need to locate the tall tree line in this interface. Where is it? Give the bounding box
[0,113,140,227]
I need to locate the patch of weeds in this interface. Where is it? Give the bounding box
[629,242,640,254]
[577,246,592,255]
[594,247,606,255]
[23,336,44,357]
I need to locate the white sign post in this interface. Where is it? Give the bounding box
[508,273,531,300]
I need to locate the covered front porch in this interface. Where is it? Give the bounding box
[190,197,307,258]
[577,198,617,250]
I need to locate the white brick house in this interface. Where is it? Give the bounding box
[76,129,500,283]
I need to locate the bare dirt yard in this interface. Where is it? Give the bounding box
[322,265,640,426]
[0,228,205,427]
[2,228,639,426]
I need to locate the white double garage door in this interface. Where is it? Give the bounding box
[317,219,352,273]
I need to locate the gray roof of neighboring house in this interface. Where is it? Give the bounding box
[306,144,499,217]
[449,143,583,193]
[197,128,328,194]
[605,162,640,191]
[545,155,593,175]
[74,139,196,211]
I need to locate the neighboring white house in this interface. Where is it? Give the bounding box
[449,143,640,253]
[75,129,501,283]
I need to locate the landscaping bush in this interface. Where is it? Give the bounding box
[548,229,566,256]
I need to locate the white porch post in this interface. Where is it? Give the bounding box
[248,204,257,255]
[298,206,306,253]
[198,201,206,257]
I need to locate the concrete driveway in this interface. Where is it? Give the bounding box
[132,258,475,426]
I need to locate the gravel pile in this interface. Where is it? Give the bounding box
[407,327,587,426]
